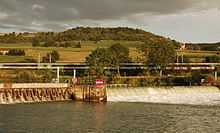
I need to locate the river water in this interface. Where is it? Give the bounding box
[1,102,220,133]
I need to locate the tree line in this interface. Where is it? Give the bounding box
[0,32,32,43]
[0,27,179,49]
[86,41,176,78]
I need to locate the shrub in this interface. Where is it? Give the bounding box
[15,71,35,83]
[6,49,25,56]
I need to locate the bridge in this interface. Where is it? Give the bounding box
[0,62,219,70]
[0,62,219,82]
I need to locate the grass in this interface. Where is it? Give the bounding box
[177,50,220,57]
[0,42,219,63]
[0,55,32,63]
[0,41,143,62]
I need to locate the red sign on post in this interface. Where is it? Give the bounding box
[96,79,104,86]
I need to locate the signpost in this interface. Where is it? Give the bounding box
[96,79,104,87]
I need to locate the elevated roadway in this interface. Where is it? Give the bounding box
[0,62,219,70]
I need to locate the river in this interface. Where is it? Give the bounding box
[1,102,220,133]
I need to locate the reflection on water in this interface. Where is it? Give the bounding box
[1,102,220,133]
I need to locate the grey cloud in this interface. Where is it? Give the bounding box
[0,0,220,42]
[0,0,204,25]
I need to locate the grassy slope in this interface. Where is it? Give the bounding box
[0,41,143,62]
[0,41,219,63]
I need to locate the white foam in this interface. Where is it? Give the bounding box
[107,86,220,105]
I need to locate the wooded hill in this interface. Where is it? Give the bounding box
[0,27,180,47]
[186,42,220,51]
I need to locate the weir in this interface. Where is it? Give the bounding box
[0,83,107,104]
[107,86,220,105]
[0,83,75,104]
[1,83,220,105]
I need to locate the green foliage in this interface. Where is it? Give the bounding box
[15,70,55,83]
[141,40,177,67]
[6,49,25,56]
[205,56,220,63]
[128,78,142,87]
[43,37,55,47]
[86,44,131,78]
[42,50,60,63]
[191,70,202,85]
[58,41,81,48]
[51,50,59,61]
[32,37,40,47]
[186,43,220,51]
[40,70,55,82]
[86,48,116,77]
[0,32,32,43]
[109,43,131,75]
[0,27,179,47]
[15,71,36,83]
[109,43,131,63]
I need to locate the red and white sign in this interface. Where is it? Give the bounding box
[96,79,104,86]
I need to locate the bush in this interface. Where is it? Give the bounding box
[15,71,35,83]
[42,50,60,63]
[191,70,202,85]
[205,56,220,63]
[6,49,25,56]
[32,37,40,47]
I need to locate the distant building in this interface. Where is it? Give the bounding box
[180,43,186,50]
[0,50,9,55]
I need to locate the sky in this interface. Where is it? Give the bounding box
[0,0,220,43]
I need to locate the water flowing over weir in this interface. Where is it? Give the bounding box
[2,83,220,105]
[0,83,74,104]
[107,86,220,105]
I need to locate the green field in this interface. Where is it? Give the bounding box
[0,41,219,63]
[0,41,143,62]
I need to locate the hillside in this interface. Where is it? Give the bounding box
[0,27,179,45]
[0,27,181,63]
[186,42,220,51]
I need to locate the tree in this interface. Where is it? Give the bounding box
[86,48,115,78]
[109,43,131,75]
[42,50,60,63]
[32,37,40,47]
[109,43,130,63]
[205,56,220,63]
[15,71,36,83]
[141,40,176,68]
[6,49,25,56]
[51,50,59,61]
[43,37,55,47]
[191,70,202,85]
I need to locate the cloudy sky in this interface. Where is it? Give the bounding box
[0,0,220,43]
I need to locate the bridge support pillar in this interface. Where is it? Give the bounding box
[160,70,163,77]
[73,69,76,79]
[215,71,218,81]
[57,67,60,83]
